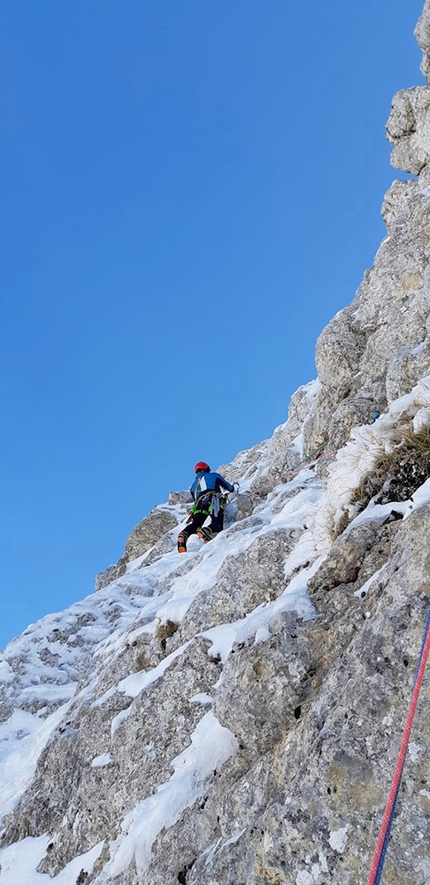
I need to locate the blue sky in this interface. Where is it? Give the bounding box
[0,0,425,650]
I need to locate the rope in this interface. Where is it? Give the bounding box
[294,441,327,468]
[291,408,381,478]
[288,444,340,479]
[367,605,430,885]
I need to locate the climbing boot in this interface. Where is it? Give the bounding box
[177,533,187,553]
[197,526,212,544]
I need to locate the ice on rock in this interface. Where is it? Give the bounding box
[2,7,430,882]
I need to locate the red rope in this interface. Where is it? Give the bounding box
[292,449,339,476]
[367,613,430,885]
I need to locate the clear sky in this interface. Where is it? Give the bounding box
[0,0,425,651]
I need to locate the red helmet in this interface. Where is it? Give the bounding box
[194,461,210,473]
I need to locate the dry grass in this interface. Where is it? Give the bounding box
[349,453,393,509]
[349,424,430,515]
[156,619,179,650]
[404,425,430,463]
[135,652,151,672]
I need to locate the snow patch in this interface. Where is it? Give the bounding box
[354,564,388,598]
[188,693,213,706]
[0,660,15,683]
[313,375,430,552]
[296,871,314,885]
[408,478,430,513]
[91,753,112,768]
[94,712,238,882]
[0,835,104,884]
[329,826,349,853]
[202,558,320,664]
[117,640,192,699]
[111,707,132,737]
[0,702,72,821]
[408,742,424,763]
[223,827,247,846]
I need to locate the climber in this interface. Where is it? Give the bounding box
[177,462,237,553]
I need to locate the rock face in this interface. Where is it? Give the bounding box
[95,503,185,591]
[1,5,430,885]
[301,4,430,460]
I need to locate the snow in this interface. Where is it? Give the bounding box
[91,753,112,768]
[319,852,329,873]
[189,692,213,705]
[19,683,76,702]
[296,871,314,885]
[329,826,349,853]
[408,742,424,763]
[313,375,430,552]
[354,565,388,598]
[117,639,192,699]
[0,835,104,884]
[413,407,430,432]
[223,827,247,845]
[295,864,327,885]
[93,712,238,882]
[0,702,73,820]
[111,707,132,737]
[2,371,430,881]
[254,625,271,644]
[202,557,319,664]
[0,660,14,683]
[407,477,430,513]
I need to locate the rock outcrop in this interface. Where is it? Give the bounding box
[1,5,430,885]
[95,503,185,591]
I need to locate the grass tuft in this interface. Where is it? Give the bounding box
[156,619,179,650]
[404,426,430,463]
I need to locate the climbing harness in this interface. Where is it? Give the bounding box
[366,604,430,885]
[198,491,232,530]
[178,486,238,549]
[190,491,222,517]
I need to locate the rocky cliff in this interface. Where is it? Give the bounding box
[1,5,430,885]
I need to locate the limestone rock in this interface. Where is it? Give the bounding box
[386,340,430,401]
[381,178,419,228]
[327,395,380,450]
[2,6,430,885]
[95,561,126,592]
[387,86,430,174]
[416,0,430,81]
[315,307,366,397]
[168,490,193,506]
[213,613,314,758]
[308,520,389,594]
[179,527,302,643]
[124,506,179,560]
[95,505,181,590]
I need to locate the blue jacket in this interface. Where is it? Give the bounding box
[190,471,234,502]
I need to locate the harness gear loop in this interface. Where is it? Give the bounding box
[191,490,224,517]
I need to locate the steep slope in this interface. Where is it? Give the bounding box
[1,5,430,885]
